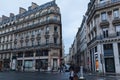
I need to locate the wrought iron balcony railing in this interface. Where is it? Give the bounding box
[95,0,120,9]
[0,19,61,37]
[88,32,120,46]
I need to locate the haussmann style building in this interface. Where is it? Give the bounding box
[0,0,62,71]
[86,0,120,73]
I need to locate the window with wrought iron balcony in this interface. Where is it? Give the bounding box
[100,12,109,27]
[112,9,120,25]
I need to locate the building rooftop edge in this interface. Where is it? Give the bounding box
[0,0,57,23]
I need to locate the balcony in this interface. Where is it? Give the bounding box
[44,33,50,38]
[36,36,41,40]
[95,0,120,10]
[0,19,61,37]
[11,43,61,52]
[15,11,60,25]
[31,35,34,38]
[20,39,23,43]
[87,32,120,46]
[48,10,60,15]
[112,17,120,25]
[53,32,59,37]
[26,36,29,38]
[100,20,109,27]
[14,39,17,44]
[87,0,120,24]
[25,38,29,42]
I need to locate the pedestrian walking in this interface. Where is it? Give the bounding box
[69,68,74,80]
[73,75,79,80]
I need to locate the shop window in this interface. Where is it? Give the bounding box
[103,44,113,56]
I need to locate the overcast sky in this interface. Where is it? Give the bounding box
[0,0,89,54]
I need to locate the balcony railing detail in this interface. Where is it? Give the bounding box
[0,43,61,53]
[112,18,120,25]
[88,32,120,46]
[87,0,120,24]
[53,32,59,37]
[0,19,61,37]
[96,0,120,9]
[100,20,109,27]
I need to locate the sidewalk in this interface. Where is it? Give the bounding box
[87,72,120,77]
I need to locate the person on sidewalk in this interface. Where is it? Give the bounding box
[69,68,74,80]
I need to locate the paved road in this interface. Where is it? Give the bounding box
[84,73,120,80]
[0,71,69,80]
[0,71,120,80]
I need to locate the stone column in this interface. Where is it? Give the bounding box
[113,43,120,73]
[22,52,25,71]
[10,52,13,70]
[33,51,36,71]
[97,43,105,73]
[48,49,51,71]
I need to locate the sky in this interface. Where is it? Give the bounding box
[0,0,89,54]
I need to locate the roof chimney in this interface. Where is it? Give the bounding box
[31,2,38,9]
[2,15,8,21]
[10,13,14,17]
[19,7,26,14]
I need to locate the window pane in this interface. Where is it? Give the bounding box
[101,12,107,20]
[113,9,119,18]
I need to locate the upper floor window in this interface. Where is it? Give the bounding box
[46,26,49,34]
[26,41,29,47]
[111,0,117,2]
[101,12,107,21]
[46,37,49,45]
[103,44,113,56]
[31,40,34,47]
[38,29,41,35]
[118,43,120,57]
[95,46,97,52]
[116,25,120,36]
[32,30,35,35]
[113,9,119,18]
[54,16,57,20]
[21,42,23,47]
[46,16,50,21]
[54,37,57,44]
[103,28,108,38]
[100,0,105,3]
[54,26,57,32]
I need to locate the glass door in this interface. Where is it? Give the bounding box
[105,58,115,72]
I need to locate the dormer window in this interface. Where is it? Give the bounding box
[100,0,105,3]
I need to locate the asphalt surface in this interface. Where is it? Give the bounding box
[0,71,120,80]
[0,71,69,80]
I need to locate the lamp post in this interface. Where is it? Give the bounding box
[79,66,85,80]
[79,54,85,80]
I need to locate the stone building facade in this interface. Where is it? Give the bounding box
[86,0,120,73]
[0,1,62,71]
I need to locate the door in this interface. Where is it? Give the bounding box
[53,59,57,70]
[105,58,115,73]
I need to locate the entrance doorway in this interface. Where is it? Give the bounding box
[53,59,57,70]
[105,58,115,73]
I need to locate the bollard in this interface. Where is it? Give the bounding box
[79,66,85,80]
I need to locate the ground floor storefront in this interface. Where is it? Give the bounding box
[87,42,120,74]
[0,49,61,71]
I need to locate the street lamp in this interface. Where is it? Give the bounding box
[79,66,85,80]
[79,53,85,80]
